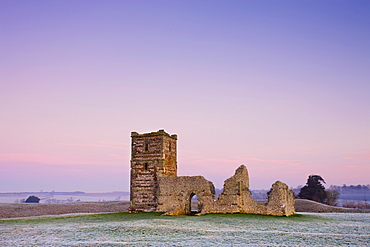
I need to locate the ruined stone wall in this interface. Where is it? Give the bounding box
[210,165,262,214]
[155,165,295,216]
[266,181,296,216]
[129,130,295,216]
[156,176,215,215]
[213,166,295,216]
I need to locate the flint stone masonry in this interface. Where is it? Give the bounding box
[129,130,295,216]
[130,130,177,212]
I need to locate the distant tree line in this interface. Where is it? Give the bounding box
[342,200,370,209]
[329,184,370,191]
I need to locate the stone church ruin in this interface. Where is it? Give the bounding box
[129,130,295,216]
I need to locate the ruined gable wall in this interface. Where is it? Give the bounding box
[211,165,265,214]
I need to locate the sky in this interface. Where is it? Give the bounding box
[1,1,370,192]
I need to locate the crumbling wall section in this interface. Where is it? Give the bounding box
[156,176,215,215]
[155,165,296,216]
[266,181,296,216]
[210,165,256,213]
[211,166,295,216]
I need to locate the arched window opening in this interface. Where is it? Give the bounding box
[144,162,149,171]
[190,193,200,215]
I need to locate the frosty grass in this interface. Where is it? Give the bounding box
[1,212,369,246]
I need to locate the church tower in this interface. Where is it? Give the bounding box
[129,130,177,212]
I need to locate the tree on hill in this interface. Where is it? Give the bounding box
[298,175,327,203]
[298,175,340,206]
[25,195,40,203]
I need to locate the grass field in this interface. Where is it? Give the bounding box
[1,212,369,246]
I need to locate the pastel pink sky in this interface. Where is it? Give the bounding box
[1,1,369,192]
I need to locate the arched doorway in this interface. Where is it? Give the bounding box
[190,193,200,215]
